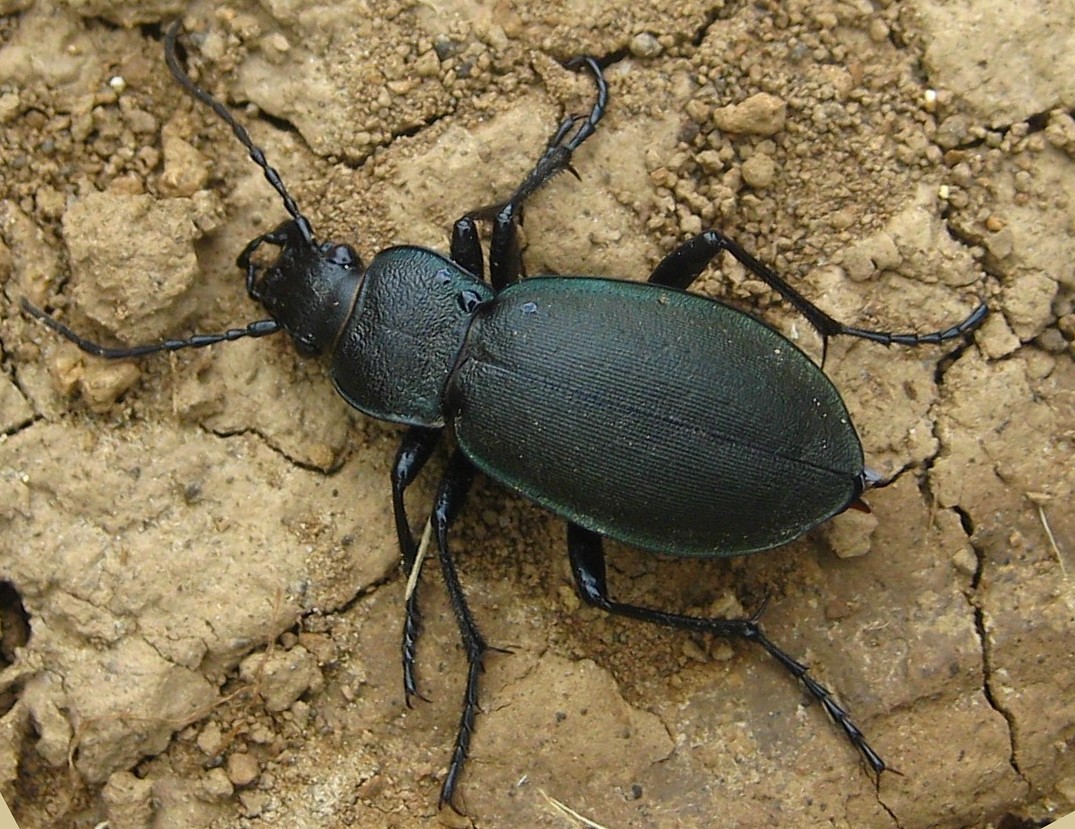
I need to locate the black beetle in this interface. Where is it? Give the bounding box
[23,22,987,810]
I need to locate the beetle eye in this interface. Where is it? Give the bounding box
[322,243,358,267]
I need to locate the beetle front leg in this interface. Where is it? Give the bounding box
[391,426,442,705]
[566,523,888,778]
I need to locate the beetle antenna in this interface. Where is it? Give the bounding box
[20,297,281,359]
[163,21,315,247]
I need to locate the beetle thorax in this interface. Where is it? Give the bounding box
[327,246,495,427]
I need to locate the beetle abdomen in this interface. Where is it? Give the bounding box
[448,277,864,556]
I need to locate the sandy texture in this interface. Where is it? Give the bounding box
[1,1,1073,827]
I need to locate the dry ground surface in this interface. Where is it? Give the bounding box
[1,1,1073,827]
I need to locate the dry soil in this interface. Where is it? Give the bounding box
[1,1,1073,828]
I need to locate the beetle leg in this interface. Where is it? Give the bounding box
[451,198,519,290]
[431,451,485,812]
[566,522,888,778]
[487,204,525,291]
[471,56,607,221]
[647,229,987,362]
[450,216,484,278]
[392,428,443,575]
[391,426,443,705]
[458,56,608,291]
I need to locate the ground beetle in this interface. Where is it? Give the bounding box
[23,22,988,810]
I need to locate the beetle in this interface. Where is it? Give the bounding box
[23,22,988,810]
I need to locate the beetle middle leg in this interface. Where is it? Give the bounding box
[428,451,489,811]
[460,56,607,291]
[647,229,987,361]
[566,522,888,777]
[473,56,608,219]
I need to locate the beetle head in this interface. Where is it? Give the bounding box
[242,219,363,357]
[164,25,366,359]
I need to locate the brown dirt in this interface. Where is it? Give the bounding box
[1,1,1073,828]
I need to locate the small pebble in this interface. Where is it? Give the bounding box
[227,752,260,787]
[630,32,662,58]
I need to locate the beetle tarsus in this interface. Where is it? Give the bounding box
[747,624,886,775]
[465,55,607,223]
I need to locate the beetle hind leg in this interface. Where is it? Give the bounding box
[566,523,887,778]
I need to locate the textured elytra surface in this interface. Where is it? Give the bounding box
[0,1,1073,828]
[452,277,862,555]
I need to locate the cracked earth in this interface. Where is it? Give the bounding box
[1,1,1073,828]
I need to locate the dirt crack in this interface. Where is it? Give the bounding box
[947,107,1075,151]
[204,423,341,475]
[690,2,743,47]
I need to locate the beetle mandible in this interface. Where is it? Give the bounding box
[22,21,988,810]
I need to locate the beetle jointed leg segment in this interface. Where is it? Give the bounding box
[462,56,607,291]
[488,204,526,290]
[430,451,488,811]
[566,523,887,777]
[450,216,484,278]
[468,56,607,225]
[392,427,443,571]
[392,427,442,704]
[648,229,987,361]
[751,627,888,778]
